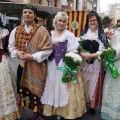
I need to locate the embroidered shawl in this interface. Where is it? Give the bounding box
[15,23,40,52]
[15,23,52,97]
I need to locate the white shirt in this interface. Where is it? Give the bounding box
[8,25,52,63]
[0,27,9,39]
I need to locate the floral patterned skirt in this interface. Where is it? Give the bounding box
[0,55,20,120]
[43,69,89,119]
[101,60,120,120]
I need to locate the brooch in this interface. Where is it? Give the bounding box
[53,41,59,45]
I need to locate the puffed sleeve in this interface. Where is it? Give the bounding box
[8,28,17,57]
[66,30,79,53]
[0,28,9,39]
[110,33,120,59]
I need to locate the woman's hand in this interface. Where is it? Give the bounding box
[80,52,98,60]
[82,53,92,60]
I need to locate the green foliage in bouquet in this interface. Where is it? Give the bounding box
[100,45,119,78]
[61,66,77,83]
[78,36,90,53]
[64,56,81,70]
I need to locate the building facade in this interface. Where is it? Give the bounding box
[0,0,62,28]
[0,0,96,31]
[61,0,94,11]
[111,4,120,25]
[87,0,93,11]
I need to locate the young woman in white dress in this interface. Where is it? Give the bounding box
[41,12,89,120]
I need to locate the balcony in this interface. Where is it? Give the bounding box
[0,2,63,18]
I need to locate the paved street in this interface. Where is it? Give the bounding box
[11,57,102,120]
[20,107,102,120]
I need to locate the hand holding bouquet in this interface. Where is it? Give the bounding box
[57,52,83,83]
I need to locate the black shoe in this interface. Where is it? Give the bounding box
[89,108,96,115]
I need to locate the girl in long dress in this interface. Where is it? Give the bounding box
[41,12,89,119]
[101,27,120,120]
[0,18,20,120]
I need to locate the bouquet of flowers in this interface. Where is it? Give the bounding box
[57,52,83,83]
[99,46,119,78]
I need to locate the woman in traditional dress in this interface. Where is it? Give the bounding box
[79,10,108,115]
[41,12,89,120]
[101,27,120,120]
[0,17,20,120]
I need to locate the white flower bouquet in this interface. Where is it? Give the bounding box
[57,52,83,83]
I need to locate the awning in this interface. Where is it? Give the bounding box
[0,2,64,18]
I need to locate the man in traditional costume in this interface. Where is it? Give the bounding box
[8,4,52,120]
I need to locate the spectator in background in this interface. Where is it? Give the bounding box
[6,24,13,33]
[104,24,114,40]
[13,21,20,29]
[8,26,13,33]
